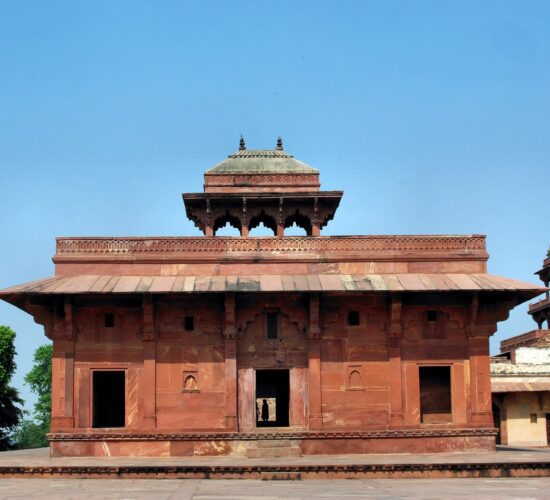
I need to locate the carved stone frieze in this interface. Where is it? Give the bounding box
[56,235,487,256]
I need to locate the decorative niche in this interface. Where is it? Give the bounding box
[346,364,364,391]
[182,370,200,393]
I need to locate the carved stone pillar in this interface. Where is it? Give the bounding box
[241,197,249,237]
[141,296,156,428]
[277,197,285,238]
[308,293,322,429]
[45,298,75,430]
[468,333,492,425]
[466,295,511,426]
[388,294,404,427]
[224,293,238,430]
[312,197,321,236]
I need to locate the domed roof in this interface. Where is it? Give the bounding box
[206,138,318,175]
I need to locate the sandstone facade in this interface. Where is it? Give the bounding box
[0,139,545,457]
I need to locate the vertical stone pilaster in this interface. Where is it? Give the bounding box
[388,294,404,427]
[51,298,75,430]
[468,334,492,425]
[224,293,238,430]
[308,293,322,429]
[141,296,156,428]
[51,341,75,430]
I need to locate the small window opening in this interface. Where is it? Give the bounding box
[348,311,360,326]
[530,413,538,424]
[184,316,195,331]
[104,313,115,328]
[426,310,438,322]
[92,371,125,428]
[419,366,452,424]
[266,312,279,340]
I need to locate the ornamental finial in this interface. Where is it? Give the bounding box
[276,136,283,150]
[239,135,246,151]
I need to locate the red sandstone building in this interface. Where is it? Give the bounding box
[0,139,546,457]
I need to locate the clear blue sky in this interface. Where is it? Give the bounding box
[1,1,549,411]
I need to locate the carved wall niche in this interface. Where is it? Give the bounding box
[236,294,307,337]
[236,295,308,369]
[346,364,364,391]
[182,370,200,393]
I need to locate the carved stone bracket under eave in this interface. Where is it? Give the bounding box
[25,299,55,340]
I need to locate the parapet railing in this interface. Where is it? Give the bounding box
[56,235,487,256]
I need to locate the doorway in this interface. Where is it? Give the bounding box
[255,369,290,427]
[419,366,452,424]
[92,370,125,428]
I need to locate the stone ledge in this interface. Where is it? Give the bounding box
[48,428,498,442]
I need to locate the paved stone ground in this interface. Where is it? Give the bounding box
[1,445,549,467]
[0,477,550,499]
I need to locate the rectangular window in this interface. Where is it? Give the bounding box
[347,310,360,326]
[530,413,538,424]
[266,312,279,340]
[419,366,452,424]
[184,316,195,331]
[92,371,125,428]
[104,313,115,328]
[426,310,438,322]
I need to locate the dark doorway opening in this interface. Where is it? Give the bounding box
[92,370,125,428]
[419,366,452,424]
[546,414,550,446]
[493,402,501,445]
[255,369,289,427]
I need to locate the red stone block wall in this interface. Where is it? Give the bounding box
[49,292,494,440]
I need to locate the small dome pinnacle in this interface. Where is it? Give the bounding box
[276,136,283,150]
[239,135,246,151]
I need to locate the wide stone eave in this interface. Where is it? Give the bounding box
[0,274,545,310]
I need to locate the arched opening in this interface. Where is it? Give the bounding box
[284,211,312,236]
[248,211,277,236]
[214,212,242,237]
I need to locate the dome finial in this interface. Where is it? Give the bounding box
[239,134,246,151]
[276,136,283,150]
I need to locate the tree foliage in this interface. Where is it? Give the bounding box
[24,344,52,428]
[11,344,53,449]
[0,325,23,450]
[11,418,48,449]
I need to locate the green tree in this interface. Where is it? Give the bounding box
[11,418,48,449]
[11,343,53,449]
[0,325,23,450]
[24,344,52,430]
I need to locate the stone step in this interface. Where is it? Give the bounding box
[246,447,302,458]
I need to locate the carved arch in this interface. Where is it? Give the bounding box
[213,211,242,236]
[284,210,312,236]
[248,210,277,236]
[237,299,307,337]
